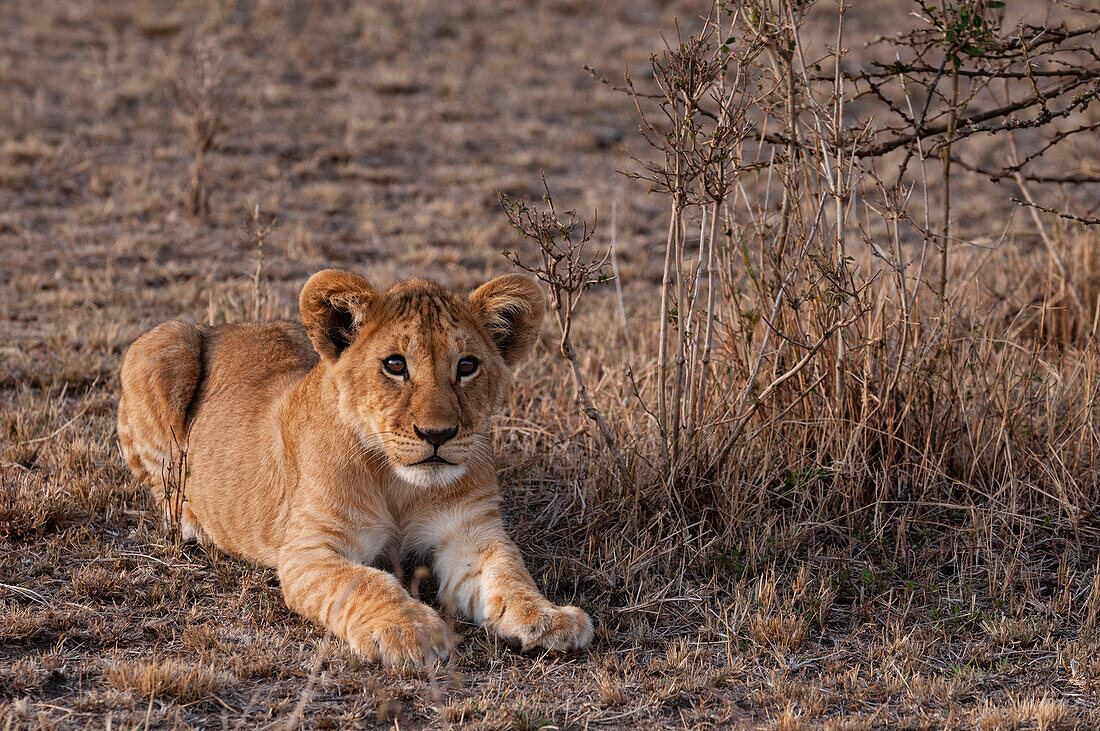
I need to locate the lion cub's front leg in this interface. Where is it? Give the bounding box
[278,524,449,667]
[425,501,593,653]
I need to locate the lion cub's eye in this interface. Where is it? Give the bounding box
[457,356,479,379]
[382,355,407,377]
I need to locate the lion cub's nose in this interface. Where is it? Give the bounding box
[414,425,459,447]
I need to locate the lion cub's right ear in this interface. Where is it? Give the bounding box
[469,274,545,367]
[299,270,378,361]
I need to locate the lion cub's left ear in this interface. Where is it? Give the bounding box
[469,275,545,367]
[300,269,378,361]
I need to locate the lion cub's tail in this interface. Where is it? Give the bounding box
[117,321,204,487]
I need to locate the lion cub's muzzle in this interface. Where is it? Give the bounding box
[391,425,469,488]
[411,424,461,465]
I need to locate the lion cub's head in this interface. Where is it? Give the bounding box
[299,270,544,488]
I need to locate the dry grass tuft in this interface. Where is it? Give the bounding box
[769,704,806,731]
[0,471,76,540]
[592,664,627,707]
[747,612,807,655]
[982,616,1044,648]
[70,564,126,600]
[103,657,225,705]
[976,694,1077,731]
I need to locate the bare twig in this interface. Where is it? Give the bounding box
[1011,198,1100,227]
[501,183,629,488]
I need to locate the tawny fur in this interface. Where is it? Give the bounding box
[117,270,593,667]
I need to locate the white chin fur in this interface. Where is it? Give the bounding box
[393,462,468,488]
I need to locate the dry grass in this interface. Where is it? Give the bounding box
[103,657,225,705]
[2,0,1100,728]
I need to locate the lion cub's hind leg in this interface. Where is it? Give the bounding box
[117,321,204,508]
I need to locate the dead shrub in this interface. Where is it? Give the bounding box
[173,45,226,220]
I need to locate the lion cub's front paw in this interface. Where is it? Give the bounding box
[490,596,594,653]
[350,601,450,668]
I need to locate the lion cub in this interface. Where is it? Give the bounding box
[117,270,593,666]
